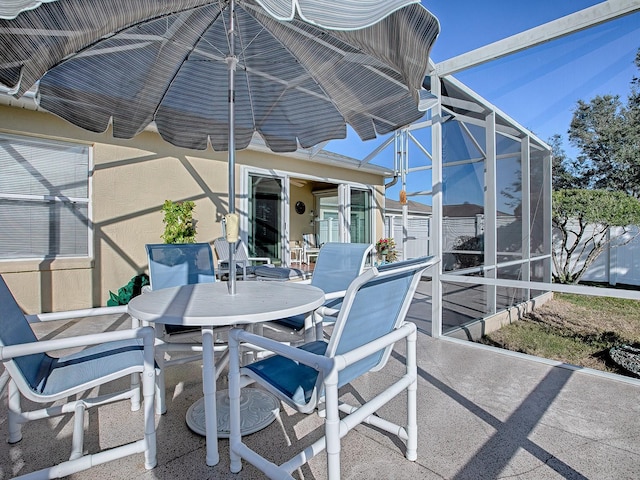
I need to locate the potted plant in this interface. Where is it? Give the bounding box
[161,199,197,244]
[375,237,397,263]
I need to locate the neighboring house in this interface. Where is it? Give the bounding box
[0,100,392,312]
[442,203,521,271]
[442,203,486,255]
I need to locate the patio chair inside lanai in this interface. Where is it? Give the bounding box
[213,237,271,280]
[227,256,436,479]
[145,242,227,414]
[265,242,374,342]
[0,275,157,478]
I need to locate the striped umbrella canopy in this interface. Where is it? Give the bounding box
[0,0,440,292]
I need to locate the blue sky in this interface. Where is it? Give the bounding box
[324,1,640,203]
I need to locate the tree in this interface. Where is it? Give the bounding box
[551,50,640,284]
[552,189,640,284]
[567,49,640,197]
[549,134,584,191]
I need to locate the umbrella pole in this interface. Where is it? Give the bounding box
[227,0,237,295]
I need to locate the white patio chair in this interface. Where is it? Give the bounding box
[265,242,373,342]
[228,256,435,479]
[145,242,229,414]
[302,233,320,264]
[0,275,156,479]
[213,237,271,280]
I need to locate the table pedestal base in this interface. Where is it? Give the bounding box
[186,388,279,438]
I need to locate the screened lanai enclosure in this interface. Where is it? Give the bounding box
[434,74,551,338]
[371,0,640,341]
[374,71,552,340]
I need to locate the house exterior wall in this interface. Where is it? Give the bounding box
[0,105,385,313]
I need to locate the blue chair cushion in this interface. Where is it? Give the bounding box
[244,341,327,405]
[37,338,146,395]
[146,243,215,336]
[254,266,305,280]
[271,243,371,331]
[275,297,343,331]
[272,313,305,330]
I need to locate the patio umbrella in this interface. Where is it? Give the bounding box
[0,0,440,293]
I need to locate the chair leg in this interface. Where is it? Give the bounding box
[7,379,23,443]
[406,328,418,461]
[142,330,158,470]
[130,370,141,412]
[216,349,230,378]
[154,352,167,415]
[153,324,168,415]
[324,369,341,480]
[70,402,86,460]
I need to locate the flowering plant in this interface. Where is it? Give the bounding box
[375,237,397,262]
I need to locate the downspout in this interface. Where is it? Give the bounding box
[385,175,399,190]
[382,176,398,238]
[383,135,401,240]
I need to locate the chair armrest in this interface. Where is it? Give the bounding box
[233,323,415,373]
[316,306,339,318]
[324,289,346,301]
[25,305,128,323]
[248,256,271,265]
[0,326,155,361]
[230,328,333,372]
[336,322,416,368]
[219,260,248,267]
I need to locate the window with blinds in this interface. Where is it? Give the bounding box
[0,133,90,260]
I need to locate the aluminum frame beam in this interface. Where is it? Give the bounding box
[435,0,640,77]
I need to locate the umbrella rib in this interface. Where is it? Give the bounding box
[232,7,259,135]
[242,5,342,133]
[275,20,410,91]
[217,0,232,62]
[240,4,417,126]
[150,7,226,124]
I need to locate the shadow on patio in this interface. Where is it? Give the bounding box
[1,291,638,479]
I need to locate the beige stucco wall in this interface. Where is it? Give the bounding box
[0,105,385,313]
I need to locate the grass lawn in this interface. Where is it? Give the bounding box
[480,293,640,378]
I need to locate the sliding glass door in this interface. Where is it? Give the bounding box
[246,169,372,266]
[314,186,372,245]
[248,175,283,264]
[350,188,371,243]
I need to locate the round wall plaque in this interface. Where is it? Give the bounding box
[295,201,306,214]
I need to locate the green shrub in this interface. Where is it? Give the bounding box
[161,200,196,244]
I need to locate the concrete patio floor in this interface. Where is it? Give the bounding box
[1,289,639,479]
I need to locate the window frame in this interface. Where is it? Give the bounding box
[0,132,93,265]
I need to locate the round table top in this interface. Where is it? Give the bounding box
[127,281,325,327]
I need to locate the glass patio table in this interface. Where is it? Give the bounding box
[127,281,324,466]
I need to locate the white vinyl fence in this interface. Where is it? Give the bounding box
[555,225,640,286]
[384,215,431,259]
[383,214,640,286]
